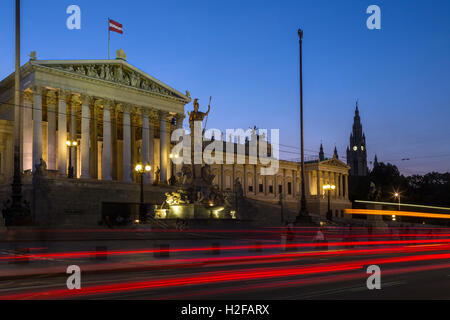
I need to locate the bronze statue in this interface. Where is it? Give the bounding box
[187,98,210,126]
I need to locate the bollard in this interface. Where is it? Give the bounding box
[154,244,170,258]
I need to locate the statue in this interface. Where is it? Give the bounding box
[187,98,210,127]
[155,166,160,184]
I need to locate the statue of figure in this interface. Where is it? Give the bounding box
[234,178,243,199]
[99,65,106,79]
[201,164,215,185]
[34,158,47,176]
[155,166,160,184]
[187,98,210,128]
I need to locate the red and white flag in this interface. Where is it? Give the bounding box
[109,19,123,34]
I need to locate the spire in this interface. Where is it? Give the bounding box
[333,146,339,159]
[374,154,379,167]
[319,143,325,161]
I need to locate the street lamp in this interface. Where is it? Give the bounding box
[135,162,152,223]
[296,28,310,223]
[169,153,179,186]
[323,184,336,221]
[394,192,401,211]
[66,140,77,178]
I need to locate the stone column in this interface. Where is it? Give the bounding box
[122,104,132,182]
[57,90,68,176]
[316,170,321,197]
[254,166,258,195]
[102,100,112,181]
[292,170,296,197]
[345,174,349,199]
[46,90,57,170]
[159,110,169,184]
[148,111,155,184]
[70,95,78,177]
[111,106,118,180]
[22,90,33,171]
[32,85,43,170]
[80,95,91,179]
[141,109,150,183]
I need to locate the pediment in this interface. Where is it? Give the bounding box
[32,60,189,102]
[320,158,350,169]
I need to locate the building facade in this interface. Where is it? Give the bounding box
[0,53,351,225]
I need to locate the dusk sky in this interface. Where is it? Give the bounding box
[1,0,449,175]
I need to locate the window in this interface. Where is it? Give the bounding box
[288,182,292,195]
[278,185,282,194]
[341,210,344,218]
[269,185,273,193]
[259,183,263,193]
[248,185,253,192]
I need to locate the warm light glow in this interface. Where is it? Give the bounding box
[135,164,143,172]
[394,192,399,198]
[345,209,450,220]
[354,200,450,211]
[145,165,151,172]
[169,153,174,159]
[66,140,77,147]
[134,219,140,223]
[323,184,335,191]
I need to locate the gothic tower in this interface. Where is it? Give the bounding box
[346,102,368,176]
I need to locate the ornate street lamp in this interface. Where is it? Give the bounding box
[323,184,336,221]
[135,163,151,223]
[66,140,77,178]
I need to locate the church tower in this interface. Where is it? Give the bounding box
[346,102,368,176]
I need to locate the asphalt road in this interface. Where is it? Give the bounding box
[1,244,449,300]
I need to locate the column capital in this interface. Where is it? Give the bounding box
[116,102,132,113]
[71,94,82,106]
[46,90,58,106]
[140,107,151,117]
[58,89,71,101]
[31,84,43,95]
[22,90,33,103]
[79,94,92,105]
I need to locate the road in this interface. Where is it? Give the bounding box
[1,236,450,300]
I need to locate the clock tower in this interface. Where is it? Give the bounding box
[346,102,368,176]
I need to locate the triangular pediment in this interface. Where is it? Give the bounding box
[320,158,350,169]
[32,60,190,102]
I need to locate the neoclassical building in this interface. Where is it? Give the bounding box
[0,52,189,186]
[0,52,351,225]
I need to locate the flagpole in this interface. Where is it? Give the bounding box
[108,18,110,59]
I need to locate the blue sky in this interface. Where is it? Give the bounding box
[1,0,449,175]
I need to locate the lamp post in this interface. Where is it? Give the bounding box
[135,163,151,223]
[296,28,311,223]
[66,140,77,178]
[169,153,178,186]
[323,184,335,221]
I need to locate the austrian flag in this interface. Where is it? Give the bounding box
[109,19,123,34]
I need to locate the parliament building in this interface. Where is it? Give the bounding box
[0,52,351,226]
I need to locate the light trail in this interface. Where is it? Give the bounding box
[354,200,450,211]
[3,251,450,300]
[345,208,450,219]
[3,237,450,261]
